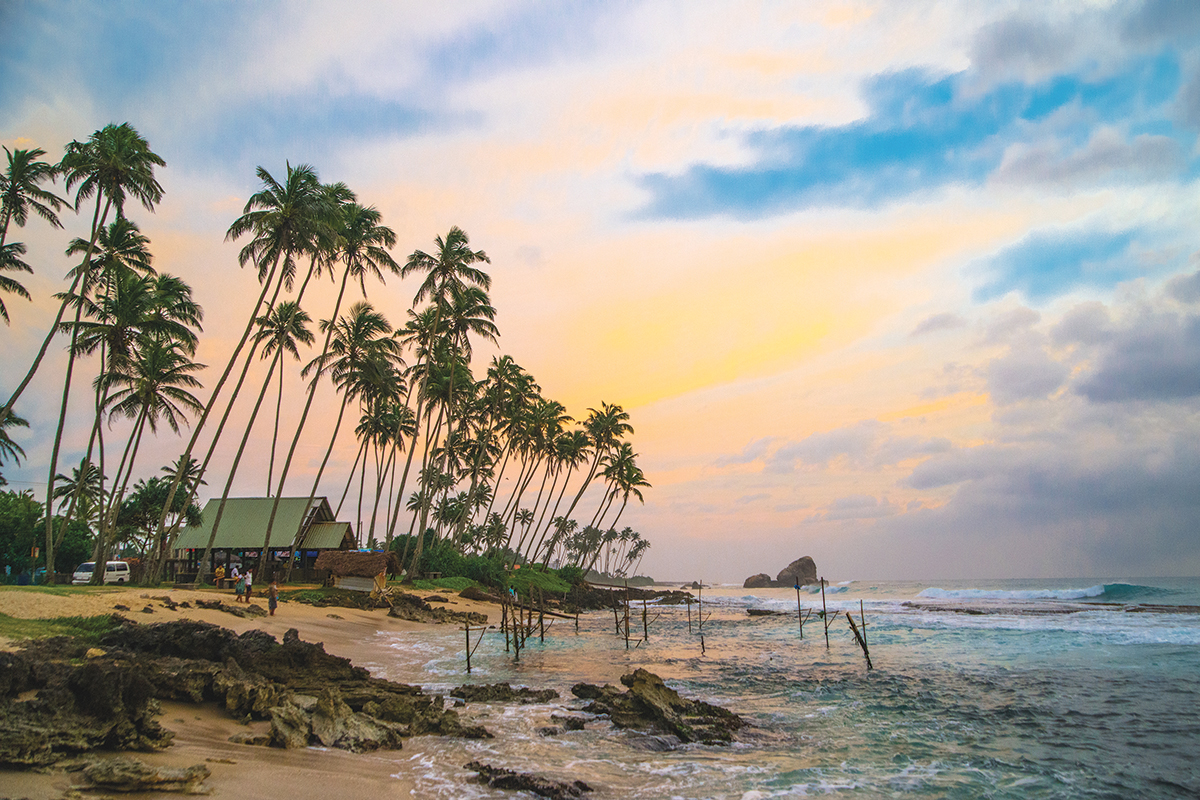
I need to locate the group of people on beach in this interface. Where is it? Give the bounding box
[212,564,279,615]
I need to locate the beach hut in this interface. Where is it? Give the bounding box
[314,551,389,593]
[173,497,354,582]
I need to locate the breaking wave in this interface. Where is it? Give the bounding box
[917,583,1170,602]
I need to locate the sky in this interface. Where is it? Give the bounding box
[2,0,1199,582]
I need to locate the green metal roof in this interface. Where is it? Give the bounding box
[301,521,353,550]
[174,497,334,551]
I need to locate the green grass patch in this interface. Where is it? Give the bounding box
[507,568,570,596]
[404,576,480,592]
[0,612,121,644]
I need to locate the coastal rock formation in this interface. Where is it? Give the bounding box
[776,556,818,586]
[387,591,487,625]
[0,618,491,766]
[742,556,819,588]
[571,668,744,745]
[465,760,593,799]
[451,683,559,704]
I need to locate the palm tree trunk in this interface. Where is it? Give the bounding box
[384,387,425,550]
[42,300,86,582]
[195,346,282,579]
[402,401,445,575]
[527,462,577,566]
[144,253,284,583]
[260,264,353,571]
[336,437,367,517]
[0,196,109,429]
[269,357,283,495]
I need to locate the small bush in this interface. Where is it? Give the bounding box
[555,565,585,586]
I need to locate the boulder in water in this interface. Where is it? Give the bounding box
[742,573,772,589]
[776,556,818,586]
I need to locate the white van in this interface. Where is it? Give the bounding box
[72,561,131,585]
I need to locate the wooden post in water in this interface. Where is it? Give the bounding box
[501,595,510,652]
[686,595,692,633]
[538,587,545,642]
[624,581,631,649]
[612,591,621,635]
[860,599,867,649]
[795,582,804,639]
[464,623,472,673]
[820,577,829,647]
[847,611,873,670]
[698,581,704,632]
[642,597,649,642]
[700,632,706,655]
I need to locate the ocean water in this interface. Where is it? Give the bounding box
[355,578,1200,799]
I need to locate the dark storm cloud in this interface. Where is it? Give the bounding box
[1075,310,1200,402]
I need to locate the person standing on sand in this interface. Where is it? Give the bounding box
[214,564,225,590]
[268,578,279,616]
[234,573,246,602]
[245,570,253,602]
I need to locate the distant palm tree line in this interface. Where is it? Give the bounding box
[0,123,651,584]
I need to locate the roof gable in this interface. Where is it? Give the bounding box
[174,497,334,551]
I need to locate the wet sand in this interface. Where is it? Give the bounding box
[0,584,501,799]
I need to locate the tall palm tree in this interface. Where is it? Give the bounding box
[2,123,165,430]
[44,218,155,580]
[261,201,399,573]
[558,402,633,529]
[192,301,315,576]
[147,164,331,583]
[0,145,65,250]
[0,411,29,468]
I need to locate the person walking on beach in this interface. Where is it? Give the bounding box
[245,569,254,602]
[268,578,279,616]
[234,573,246,602]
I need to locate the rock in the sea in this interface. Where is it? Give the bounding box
[79,756,210,794]
[776,556,818,587]
[464,760,593,799]
[571,668,744,745]
[450,683,559,704]
[742,573,772,589]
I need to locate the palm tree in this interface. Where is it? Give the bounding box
[558,402,633,528]
[44,218,156,580]
[2,123,165,430]
[192,301,314,577]
[147,164,331,583]
[0,145,65,249]
[53,459,104,530]
[0,411,29,468]
[261,201,399,574]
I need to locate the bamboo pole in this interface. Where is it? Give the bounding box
[847,611,873,670]
[642,597,649,642]
[538,587,545,642]
[860,599,867,649]
[698,580,704,632]
[465,624,472,673]
[796,583,804,639]
[623,581,631,649]
[687,595,692,633]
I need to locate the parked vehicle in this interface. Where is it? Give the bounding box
[72,561,131,585]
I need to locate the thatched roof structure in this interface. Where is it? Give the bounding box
[315,551,388,578]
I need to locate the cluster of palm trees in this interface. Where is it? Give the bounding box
[1,122,652,584]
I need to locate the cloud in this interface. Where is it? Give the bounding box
[769,421,951,472]
[974,228,1139,302]
[1051,301,1113,347]
[1166,269,1200,303]
[911,312,966,337]
[986,344,1069,405]
[1075,309,1200,402]
[805,493,901,522]
[992,128,1182,189]
[714,436,777,467]
[982,307,1041,345]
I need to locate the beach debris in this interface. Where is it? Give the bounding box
[464,760,594,799]
[450,683,558,704]
[847,600,873,670]
[78,756,210,794]
[571,668,745,745]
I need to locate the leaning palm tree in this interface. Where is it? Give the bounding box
[0,241,33,325]
[2,123,165,430]
[0,145,65,249]
[260,201,399,574]
[145,163,331,584]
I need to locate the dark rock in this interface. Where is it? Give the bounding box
[458,586,503,604]
[141,606,156,614]
[776,556,818,587]
[114,604,130,611]
[311,688,406,752]
[423,594,449,603]
[465,761,593,799]
[742,573,772,589]
[450,683,559,704]
[625,733,681,751]
[537,726,561,736]
[551,714,587,731]
[80,756,209,793]
[746,609,782,617]
[194,598,266,618]
[571,668,744,745]
[227,731,271,746]
[388,592,487,625]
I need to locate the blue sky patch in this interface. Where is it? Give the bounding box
[974,229,1139,303]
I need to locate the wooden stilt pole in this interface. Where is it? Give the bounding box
[698,580,704,632]
[465,623,472,673]
[796,583,804,639]
[820,576,829,647]
[642,597,649,642]
[538,587,545,642]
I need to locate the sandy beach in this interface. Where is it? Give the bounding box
[0,584,501,799]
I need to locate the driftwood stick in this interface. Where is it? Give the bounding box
[847,612,873,670]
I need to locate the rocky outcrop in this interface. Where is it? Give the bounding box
[1,618,491,767]
[571,668,744,745]
[387,591,487,625]
[79,756,210,794]
[742,556,819,588]
[450,683,559,704]
[465,761,593,799]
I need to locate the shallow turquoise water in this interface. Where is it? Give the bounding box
[358,578,1200,798]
